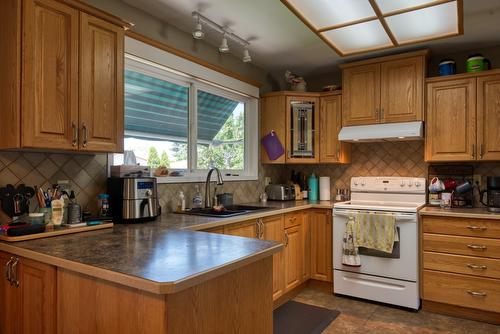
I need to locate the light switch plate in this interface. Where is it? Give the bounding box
[264,177,271,186]
[473,174,482,186]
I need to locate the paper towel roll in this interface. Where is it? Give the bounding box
[319,176,331,201]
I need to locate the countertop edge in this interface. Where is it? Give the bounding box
[0,238,283,294]
[419,207,500,220]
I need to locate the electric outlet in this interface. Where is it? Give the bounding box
[264,177,271,186]
[473,174,482,186]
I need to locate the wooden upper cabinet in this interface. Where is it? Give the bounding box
[342,64,380,126]
[380,56,424,123]
[425,78,476,162]
[22,0,79,150]
[80,13,124,152]
[260,95,286,164]
[477,74,500,160]
[319,94,350,163]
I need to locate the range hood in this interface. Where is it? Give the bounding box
[338,121,423,143]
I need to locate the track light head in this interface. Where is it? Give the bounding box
[242,48,252,63]
[192,22,204,39]
[219,35,230,53]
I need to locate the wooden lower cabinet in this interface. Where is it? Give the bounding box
[224,219,259,238]
[284,224,304,292]
[421,216,500,324]
[0,252,56,334]
[310,209,333,282]
[261,215,286,300]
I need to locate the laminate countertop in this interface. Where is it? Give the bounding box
[0,200,333,294]
[419,206,500,220]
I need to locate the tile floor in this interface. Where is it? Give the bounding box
[294,287,500,334]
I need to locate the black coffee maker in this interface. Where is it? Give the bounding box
[480,176,500,212]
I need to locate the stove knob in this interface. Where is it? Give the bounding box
[415,181,421,187]
[400,180,406,187]
[353,179,359,186]
[408,180,413,187]
[361,180,366,186]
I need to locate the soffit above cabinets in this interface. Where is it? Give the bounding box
[281,0,463,56]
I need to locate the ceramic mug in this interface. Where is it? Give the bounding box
[455,181,473,194]
[429,177,445,193]
[443,179,457,190]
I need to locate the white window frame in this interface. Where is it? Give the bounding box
[112,38,259,183]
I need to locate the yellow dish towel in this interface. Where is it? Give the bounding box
[355,212,398,253]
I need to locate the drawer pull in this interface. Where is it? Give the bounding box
[467,244,487,251]
[467,263,488,270]
[467,226,488,231]
[467,290,487,297]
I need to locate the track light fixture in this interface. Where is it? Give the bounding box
[192,11,252,63]
[192,18,204,39]
[242,48,251,63]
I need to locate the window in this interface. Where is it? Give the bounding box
[112,54,258,182]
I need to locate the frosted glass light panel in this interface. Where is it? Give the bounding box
[285,0,375,29]
[321,20,392,54]
[290,101,315,158]
[375,0,440,14]
[385,1,459,44]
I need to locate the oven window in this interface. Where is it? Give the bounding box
[359,227,401,259]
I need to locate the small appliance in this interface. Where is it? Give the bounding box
[107,177,159,222]
[265,184,296,201]
[481,176,500,212]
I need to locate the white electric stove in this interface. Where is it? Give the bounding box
[333,176,426,310]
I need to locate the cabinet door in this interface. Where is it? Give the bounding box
[319,94,350,163]
[22,0,79,150]
[380,56,424,123]
[284,225,303,292]
[0,252,21,334]
[342,64,380,126]
[80,13,124,152]
[260,95,286,164]
[477,74,500,160]
[285,96,320,164]
[261,215,285,300]
[310,209,333,282]
[425,78,477,162]
[19,258,56,334]
[224,220,259,238]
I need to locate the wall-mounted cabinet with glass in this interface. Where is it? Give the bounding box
[260,91,350,164]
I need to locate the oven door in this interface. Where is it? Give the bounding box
[333,209,418,282]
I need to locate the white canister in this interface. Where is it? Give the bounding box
[319,176,331,201]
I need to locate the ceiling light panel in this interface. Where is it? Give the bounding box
[321,20,393,54]
[374,0,440,14]
[285,0,376,29]
[385,1,459,44]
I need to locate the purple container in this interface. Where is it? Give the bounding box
[261,131,285,161]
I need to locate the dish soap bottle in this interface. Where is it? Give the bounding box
[177,191,186,212]
[308,173,319,201]
[193,185,202,208]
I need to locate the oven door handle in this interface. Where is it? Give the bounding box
[333,210,417,222]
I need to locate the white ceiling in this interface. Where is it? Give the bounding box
[122,0,500,76]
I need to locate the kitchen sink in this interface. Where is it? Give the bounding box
[181,205,270,217]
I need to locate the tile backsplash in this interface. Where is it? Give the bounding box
[0,152,108,213]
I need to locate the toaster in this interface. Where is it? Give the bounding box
[265,184,296,201]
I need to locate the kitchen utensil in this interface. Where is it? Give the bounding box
[261,130,285,161]
[438,59,456,76]
[428,177,445,192]
[480,176,500,212]
[466,54,491,73]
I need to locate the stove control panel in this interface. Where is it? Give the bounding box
[351,177,426,193]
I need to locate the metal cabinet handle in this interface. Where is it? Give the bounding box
[5,257,13,283]
[480,143,484,159]
[467,225,487,231]
[467,263,488,270]
[380,108,385,120]
[472,144,476,159]
[284,231,289,247]
[71,122,78,147]
[10,257,19,287]
[467,244,487,251]
[82,123,88,148]
[467,290,487,297]
[260,220,265,239]
[256,221,261,238]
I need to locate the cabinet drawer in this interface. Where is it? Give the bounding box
[423,251,500,279]
[423,270,500,313]
[422,216,500,239]
[423,233,500,259]
[284,212,302,228]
